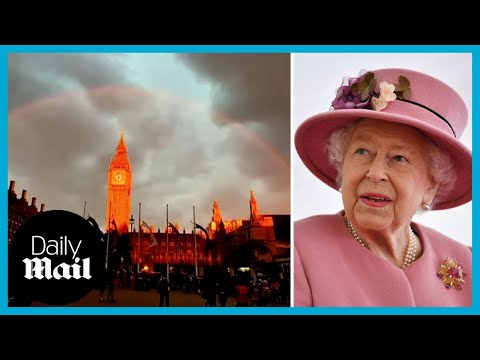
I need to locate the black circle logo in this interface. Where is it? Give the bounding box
[9,210,104,305]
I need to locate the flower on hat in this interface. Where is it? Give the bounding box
[331,71,412,112]
[379,81,397,101]
[371,81,396,110]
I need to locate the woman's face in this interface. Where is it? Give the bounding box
[342,118,438,232]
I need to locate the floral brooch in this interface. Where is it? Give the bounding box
[331,71,412,111]
[437,258,467,290]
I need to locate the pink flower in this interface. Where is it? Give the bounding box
[331,72,376,110]
[331,85,370,110]
[330,72,410,113]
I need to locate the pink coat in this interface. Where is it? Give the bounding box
[294,212,472,307]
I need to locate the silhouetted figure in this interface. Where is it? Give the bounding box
[218,282,228,307]
[157,275,170,307]
[126,268,132,288]
[280,272,290,305]
[107,269,116,303]
[98,268,107,302]
[203,275,217,307]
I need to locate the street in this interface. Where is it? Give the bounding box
[29,286,288,307]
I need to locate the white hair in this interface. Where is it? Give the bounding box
[325,120,456,210]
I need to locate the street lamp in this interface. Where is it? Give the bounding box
[129,214,137,273]
[129,214,134,233]
[123,214,134,288]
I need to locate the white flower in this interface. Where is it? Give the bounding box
[371,96,389,111]
[371,81,397,111]
[379,81,397,102]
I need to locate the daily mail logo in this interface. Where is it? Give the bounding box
[9,210,104,306]
[24,236,91,280]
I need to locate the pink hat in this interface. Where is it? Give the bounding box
[295,68,471,210]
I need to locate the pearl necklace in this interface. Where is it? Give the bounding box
[343,216,417,268]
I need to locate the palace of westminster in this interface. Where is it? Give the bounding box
[8,133,290,276]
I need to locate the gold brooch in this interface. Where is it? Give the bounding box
[437,258,466,290]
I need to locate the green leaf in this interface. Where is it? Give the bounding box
[392,82,401,91]
[361,89,370,101]
[403,88,411,99]
[399,75,410,90]
[364,72,374,84]
[358,81,368,93]
[350,83,359,93]
[394,90,404,100]
[368,78,377,92]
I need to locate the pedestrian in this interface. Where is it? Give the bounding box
[157,275,170,307]
[203,274,217,307]
[98,268,107,303]
[107,269,116,303]
[218,280,228,307]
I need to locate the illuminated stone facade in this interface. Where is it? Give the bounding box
[105,132,132,234]
[104,133,289,272]
[205,191,289,266]
[129,230,219,270]
[208,191,274,239]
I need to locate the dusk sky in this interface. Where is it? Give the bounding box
[8,53,290,232]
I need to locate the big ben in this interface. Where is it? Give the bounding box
[106,131,132,233]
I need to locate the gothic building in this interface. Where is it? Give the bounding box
[129,228,219,274]
[105,131,132,234]
[7,180,46,250]
[206,191,289,266]
[105,132,289,274]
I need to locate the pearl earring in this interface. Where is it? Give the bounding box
[422,201,432,211]
[339,187,342,193]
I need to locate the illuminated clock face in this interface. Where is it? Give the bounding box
[112,170,126,185]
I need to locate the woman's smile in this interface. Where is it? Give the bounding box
[359,192,392,208]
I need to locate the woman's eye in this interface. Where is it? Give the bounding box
[393,155,407,162]
[355,148,368,155]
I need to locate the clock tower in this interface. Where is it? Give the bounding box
[106,131,132,234]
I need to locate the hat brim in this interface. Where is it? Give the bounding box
[295,109,472,210]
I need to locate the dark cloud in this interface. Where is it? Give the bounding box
[8,53,132,110]
[177,54,290,158]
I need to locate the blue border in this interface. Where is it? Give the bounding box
[472,49,477,311]
[1,48,7,314]
[2,45,480,53]
[1,45,478,315]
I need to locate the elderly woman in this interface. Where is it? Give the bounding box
[294,68,471,306]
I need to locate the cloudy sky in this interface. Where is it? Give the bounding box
[8,53,290,232]
[294,53,472,246]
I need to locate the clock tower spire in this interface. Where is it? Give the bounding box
[106,131,132,233]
